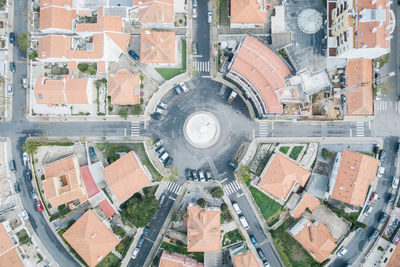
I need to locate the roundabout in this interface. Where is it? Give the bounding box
[183,111,221,148]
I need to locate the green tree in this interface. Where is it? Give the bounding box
[131,104,143,115]
[17,31,31,51]
[118,108,129,119]
[236,165,251,185]
[197,198,206,208]
[121,194,158,227]
[220,203,228,212]
[28,51,38,61]
[23,139,42,155]
[78,63,89,73]
[209,186,224,198]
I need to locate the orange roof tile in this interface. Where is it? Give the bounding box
[75,7,123,33]
[331,150,379,207]
[98,200,116,218]
[97,61,106,73]
[357,0,391,49]
[387,244,400,267]
[140,31,175,64]
[258,153,311,201]
[102,152,151,203]
[290,193,320,219]
[159,250,204,267]
[62,210,119,267]
[345,59,373,116]
[108,69,140,105]
[38,35,71,59]
[138,0,174,24]
[230,0,267,24]
[39,6,75,32]
[40,0,72,8]
[105,32,130,51]
[34,76,89,105]
[187,206,221,252]
[42,156,88,207]
[232,251,259,267]
[292,218,336,263]
[0,224,13,255]
[80,166,100,198]
[0,248,24,267]
[230,35,291,113]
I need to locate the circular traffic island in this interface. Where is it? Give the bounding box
[183,111,221,148]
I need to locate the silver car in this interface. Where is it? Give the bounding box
[180,82,189,93]
[7,85,13,96]
[157,100,168,109]
[154,107,166,115]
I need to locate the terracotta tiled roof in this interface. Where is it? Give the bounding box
[108,69,140,105]
[0,224,13,255]
[0,248,24,267]
[102,152,151,203]
[138,0,174,24]
[40,0,72,8]
[38,35,71,59]
[230,0,267,24]
[258,153,311,201]
[39,6,75,32]
[357,0,391,49]
[42,155,88,207]
[292,218,337,263]
[345,59,373,116]
[97,61,106,73]
[230,35,291,113]
[104,32,130,52]
[290,193,320,219]
[75,7,123,33]
[232,251,259,267]
[98,199,116,218]
[80,166,100,198]
[159,250,204,267]
[387,244,400,267]
[140,31,175,64]
[68,61,77,71]
[331,150,379,207]
[187,206,221,252]
[62,210,119,267]
[34,76,89,105]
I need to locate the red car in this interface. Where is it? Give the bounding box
[36,201,44,212]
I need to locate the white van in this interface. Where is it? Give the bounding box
[159,152,169,162]
[232,202,241,214]
[239,216,249,230]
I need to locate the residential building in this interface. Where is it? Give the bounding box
[328,150,379,207]
[39,0,75,33]
[98,199,116,218]
[34,76,92,105]
[345,58,374,116]
[327,0,395,59]
[232,251,259,267]
[226,35,292,117]
[62,210,119,267]
[290,217,337,263]
[290,192,321,219]
[108,69,141,105]
[158,250,204,267]
[136,0,174,27]
[140,31,176,64]
[0,224,24,267]
[230,0,273,28]
[187,206,221,252]
[102,152,151,203]
[42,155,88,208]
[257,153,311,202]
[385,243,400,267]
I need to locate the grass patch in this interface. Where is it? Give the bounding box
[279,146,290,154]
[49,206,72,222]
[359,151,375,157]
[116,236,134,258]
[249,186,283,222]
[156,40,186,80]
[97,252,121,267]
[16,229,32,245]
[217,0,229,26]
[112,225,126,239]
[160,241,204,263]
[289,146,304,160]
[222,229,244,246]
[321,148,335,161]
[271,219,320,267]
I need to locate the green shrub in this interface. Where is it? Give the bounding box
[197,198,206,208]
[209,186,224,198]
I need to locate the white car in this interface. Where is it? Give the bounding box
[180,82,189,93]
[20,210,29,220]
[22,78,28,89]
[157,100,168,109]
[232,202,241,214]
[154,107,166,115]
[193,8,197,19]
[131,248,139,259]
[7,85,13,96]
[22,152,29,166]
[337,247,348,257]
[392,176,399,189]
[364,205,373,216]
[208,12,212,23]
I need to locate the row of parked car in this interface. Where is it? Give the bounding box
[131,226,150,259]
[185,168,213,181]
[154,139,173,167]
[151,101,168,120]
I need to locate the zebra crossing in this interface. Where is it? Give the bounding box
[130,122,141,136]
[258,122,272,137]
[223,181,241,195]
[355,121,365,137]
[166,181,182,195]
[374,100,398,112]
[193,61,210,72]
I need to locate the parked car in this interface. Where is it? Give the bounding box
[154,139,163,148]
[20,210,29,220]
[375,72,381,85]
[155,146,166,157]
[191,169,198,181]
[207,12,212,23]
[154,107,166,115]
[22,78,28,89]
[174,84,182,95]
[128,50,139,60]
[9,32,15,43]
[14,182,20,193]
[264,262,271,267]
[227,89,238,104]
[159,194,166,205]
[164,157,173,167]
[198,169,205,182]
[25,169,32,181]
[36,201,44,212]
[7,85,13,96]
[9,160,16,172]
[179,82,189,93]
[131,248,139,259]
[232,202,241,214]
[369,229,379,241]
[192,41,197,55]
[30,189,37,199]
[392,176,399,189]
[379,212,388,224]
[193,0,197,7]
[137,234,145,248]
[250,235,258,246]
[378,166,385,177]
[337,247,348,257]
[159,152,169,163]
[9,62,15,73]
[151,113,161,120]
[205,170,212,181]
[364,205,373,216]
[239,216,249,230]
[88,147,96,159]
[379,149,385,160]
[369,192,379,203]
[388,193,395,204]
[157,100,168,109]
[143,226,149,235]
[257,248,266,261]
[185,168,191,180]
[22,152,29,166]
[228,161,238,169]
[193,8,197,19]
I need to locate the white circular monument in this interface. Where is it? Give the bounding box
[297,8,323,34]
[184,111,221,148]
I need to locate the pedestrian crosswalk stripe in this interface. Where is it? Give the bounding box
[223,181,241,195]
[131,122,141,136]
[193,61,210,72]
[166,181,181,194]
